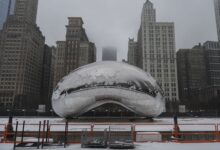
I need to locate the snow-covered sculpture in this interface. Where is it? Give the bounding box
[52,61,165,118]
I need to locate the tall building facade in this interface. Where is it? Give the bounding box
[0,0,16,29]
[53,17,96,86]
[203,41,220,87]
[177,45,208,110]
[65,17,96,74]
[50,47,56,91]
[129,0,179,107]
[177,42,220,111]
[204,41,220,111]
[0,0,45,109]
[79,41,96,65]
[128,38,138,66]
[53,41,66,87]
[214,0,220,41]
[14,0,38,24]
[41,45,55,109]
[102,47,117,61]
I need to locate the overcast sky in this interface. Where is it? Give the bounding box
[37,0,218,61]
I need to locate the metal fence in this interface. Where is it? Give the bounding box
[0,122,220,146]
[81,129,108,148]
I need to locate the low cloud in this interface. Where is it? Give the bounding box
[37,0,217,61]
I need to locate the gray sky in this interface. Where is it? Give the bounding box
[37,0,217,61]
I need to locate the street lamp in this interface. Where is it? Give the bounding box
[6,109,10,116]
[92,109,95,117]
[105,109,109,117]
[118,109,122,119]
[184,88,190,112]
[50,109,54,116]
[36,109,39,116]
[130,106,136,118]
[22,109,26,116]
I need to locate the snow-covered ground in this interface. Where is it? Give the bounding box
[0,117,220,132]
[0,117,220,149]
[0,143,220,150]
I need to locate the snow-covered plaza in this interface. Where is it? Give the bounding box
[1,142,220,150]
[0,117,220,132]
[0,117,220,150]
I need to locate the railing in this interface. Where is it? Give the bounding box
[134,132,220,143]
[1,122,220,144]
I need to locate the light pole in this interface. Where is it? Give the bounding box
[22,109,26,116]
[118,109,122,119]
[92,109,95,118]
[50,109,54,116]
[36,109,39,116]
[105,109,109,118]
[184,88,190,112]
[6,109,10,116]
[130,106,136,118]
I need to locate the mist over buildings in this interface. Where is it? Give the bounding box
[37,0,217,61]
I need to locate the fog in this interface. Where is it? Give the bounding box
[37,0,217,61]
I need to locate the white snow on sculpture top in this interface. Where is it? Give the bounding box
[53,61,163,97]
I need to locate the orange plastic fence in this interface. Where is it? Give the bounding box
[0,132,220,144]
[1,123,220,144]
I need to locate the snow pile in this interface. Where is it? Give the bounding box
[1,143,220,150]
[0,117,220,132]
[54,61,160,94]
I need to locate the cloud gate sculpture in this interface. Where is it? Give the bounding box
[52,61,165,118]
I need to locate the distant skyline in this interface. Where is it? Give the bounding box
[37,0,217,61]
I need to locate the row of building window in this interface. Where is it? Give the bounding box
[165,93,177,96]
[151,73,176,77]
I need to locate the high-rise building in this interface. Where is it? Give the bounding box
[41,45,55,109]
[50,46,56,91]
[65,17,96,74]
[203,41,220,87]
[53,17,96,86]
[79,41,96,65]
[0,0,16,29]
[0,0,45,109]
[128,38,138,66]
[177,42,220,111]
[177,45,208,110]
[102,47,117,61]
[14,0,38,24]
[130,0,179,107]
[214,0,220,41]
[53,41,66,87]
[204,41,220,111]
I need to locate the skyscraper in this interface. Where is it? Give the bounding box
[53,17,96,86]
[177,45,208,110]
[102,47,117,61]
[41,45,55,109]
[177,42,220,111]
[53,41,66,87]
[214,0,220,41]
[203,41,220,87]
[129,0,179,108]
[0,0,16,29]
[128,38,138,66]
[0,0,45,109]
[14,0,38,24]
[65,17,96,74]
